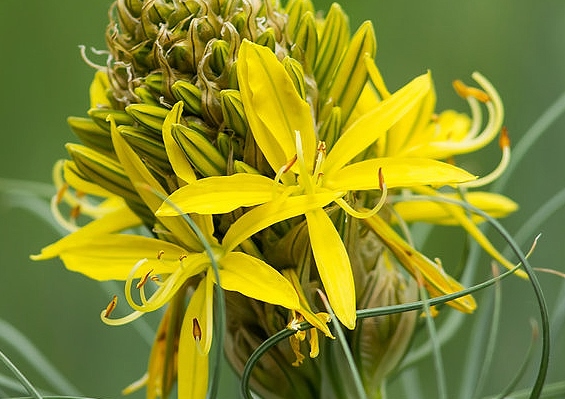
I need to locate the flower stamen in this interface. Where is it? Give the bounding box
[136,269,154,289]
[104,295,118,318]
[192,318,202,342]
[313,141,327,186]
[461,127,511,188]
[335,168,388,219]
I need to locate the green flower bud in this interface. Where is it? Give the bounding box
[314,3,350,94]
[290,11,318,74]
[283,56,307,100]
[67,116,114,157]
[125,103,169,134]
[233,160,260,174]
[118,125,171,173]
[65,143,137,202]
[171,123,226,177]
[320,20,376,124]
[133,86,160,106]
[285,0,315,42]
[87,108,134,132]
[318,106,341,151]
[171,80,203,115]
[352,253,418,394]
[220,89,248,138]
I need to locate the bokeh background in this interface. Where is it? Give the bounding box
[1,1,564,398]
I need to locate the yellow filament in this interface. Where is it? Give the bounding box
[460,143,510,188]
[335,174,388,219]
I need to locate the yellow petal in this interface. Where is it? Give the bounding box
[237,40,317,172]
[63,160,115,198]
[324,158,476,191]
[31,206,141,260]
[90,70,112,109]
[305,208,356,329]
[283,269,334,338]
[414,186,527,278]
[109,117,203,251]
[385,80,437,157]
[217,252,300,309]
[178,279,210,399]
[156,174,284,216]
[162,102,197,184]
[42,234,190,281]
[221,191,341,253]
[324,72,432,176]
[393,192,518,225]
[364,214,477,313]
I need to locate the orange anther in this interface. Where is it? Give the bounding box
[192,318,202,341]
[104,295,118,318]
[179,254,187,261]
[70,205,81,220]
[499,126,510,149]
[453,80,490,103]
[283,154,298,173]
[378,168,385,191]
[157,250,165,260]
[136,269,154,289]
[55,183,68,204]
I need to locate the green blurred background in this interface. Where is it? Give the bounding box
[1,1,564,398]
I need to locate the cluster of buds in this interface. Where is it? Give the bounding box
[33,0,519,398]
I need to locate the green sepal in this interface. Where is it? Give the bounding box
[171,123,227,177]
[88,108,134,132]
[220,89,248,138]
[314,3,350,95]
[321,20,376,125]
[171,80,203,115]
[126,103,169,135]
[318,106,342,151]
[67,116,114,157]
[282,56,307,101]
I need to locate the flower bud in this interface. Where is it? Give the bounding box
[352,253,418,393]
[171,123,227,177]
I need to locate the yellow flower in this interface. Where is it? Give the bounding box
[33,109,303,398]
[364,58,522,277]
[157,40,477,328]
